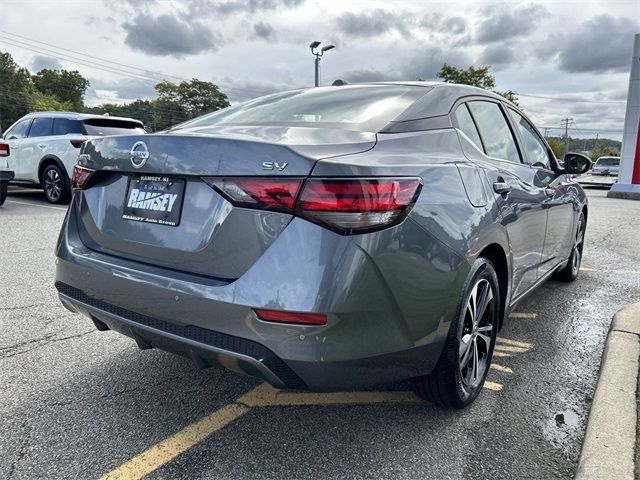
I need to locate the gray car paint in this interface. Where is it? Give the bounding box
[55,82,587,390]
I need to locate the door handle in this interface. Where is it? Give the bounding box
[493,182,512,194]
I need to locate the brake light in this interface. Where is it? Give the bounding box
[296,178,422,233]
[70,139,85,148]
[254,308,327,326]
[0,142,9,157]
[202,176,422,234]
[203,177,303,212]
[71,165,95,189]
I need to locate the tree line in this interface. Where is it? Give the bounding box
[0,49,623,160]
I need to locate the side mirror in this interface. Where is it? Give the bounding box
[564,152,592,175]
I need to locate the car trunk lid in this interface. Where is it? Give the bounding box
[75,128,375,279]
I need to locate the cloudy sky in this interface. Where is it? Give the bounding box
[1,0,638,138]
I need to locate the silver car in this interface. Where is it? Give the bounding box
[55,83,590,408]
[591,156,620,176]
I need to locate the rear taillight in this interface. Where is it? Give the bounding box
[71,165,95,189]
[0,142,9,157]
[254,308,327,326]
[70,139,85,148]
[296,178,422,233]
[203,177,303,213]
[203,176,422,234]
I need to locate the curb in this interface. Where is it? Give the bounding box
[575,303,640,480]
[607,191,640,201]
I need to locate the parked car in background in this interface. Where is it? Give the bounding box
[0,140,14,206]
[591,156,620,176]
[2,112,145,203]
[55,82,591,409]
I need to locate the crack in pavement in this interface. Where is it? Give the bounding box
[0,303,51,311]
[6,417,31,480]
[0,329,97,360]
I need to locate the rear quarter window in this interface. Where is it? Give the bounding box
[83,119,145,136]
[53,118,85,135]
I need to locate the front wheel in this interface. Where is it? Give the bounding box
[413,257,500,409]
[0,181,7,206]
[555,212,585,282]
[42,164,70,204]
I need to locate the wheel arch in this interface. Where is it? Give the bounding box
[477,243,509,330]
[38,155,68,184]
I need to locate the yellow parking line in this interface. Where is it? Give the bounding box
[493,351,511,358]
[101,376,507,479]
[484,381,503,391]
[497,337,533,349]
[508,312,538,319]
[490,363,513,374]
[494,345,529,353]
[100,402,250,480]
[238,383,423,407]
[580,267,597,272]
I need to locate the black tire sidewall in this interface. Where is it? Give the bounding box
[0,181,7,206]
[42,165,70,204]
[444,257,500,407]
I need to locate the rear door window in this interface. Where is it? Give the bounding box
[28,117,54,138]
[83,119,145,136]
[53,118,85,135]
[452,104,483,152]
[467,101,521,163]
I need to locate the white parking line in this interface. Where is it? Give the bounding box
[4,199,67,211]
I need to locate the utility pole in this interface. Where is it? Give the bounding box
[594,133,599,152]
[309,41,335,87]
[560,118,574,156]
[543,127,549,139]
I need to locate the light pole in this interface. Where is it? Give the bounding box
[309,41,335,87]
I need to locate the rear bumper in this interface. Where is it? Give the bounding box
[56,282,302,389]
[0,170,14,182]
[55,195,464,390]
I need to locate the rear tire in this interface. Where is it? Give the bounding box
[42,164,70,204]
[0,181,7,206]
[555,212,585,282]
[414,257,500,409]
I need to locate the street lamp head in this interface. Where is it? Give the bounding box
[321,44,335,52]
[309,41,321,49]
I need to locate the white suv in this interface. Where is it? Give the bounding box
[2,112,145,203]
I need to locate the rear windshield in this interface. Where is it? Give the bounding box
[83,119,145,136]
[174,85,427,132]
[595,157,619,166]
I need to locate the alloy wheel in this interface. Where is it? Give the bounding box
[571,217,585,276]
[45,168,62,202]
[459,278,495,388]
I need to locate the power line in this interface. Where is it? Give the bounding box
[0,31,276,97]
[518,93,626,105]
[0,29,185,82]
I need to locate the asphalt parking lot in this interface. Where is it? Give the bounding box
[1,187,639,480]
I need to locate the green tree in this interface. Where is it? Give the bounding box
[437,63,496,89]
[0,51,32,131]
[155,79,229,118]
[437,63,520,106]
[547,137,565,159]
[29,90,72,112]
[32,68,89,111]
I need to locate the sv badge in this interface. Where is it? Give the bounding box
[262,161,288,171]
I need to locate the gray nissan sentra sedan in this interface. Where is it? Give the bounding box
[55,82,591,408]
